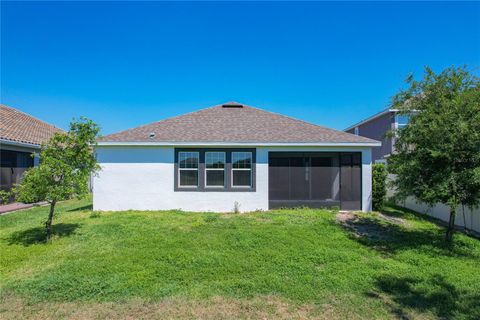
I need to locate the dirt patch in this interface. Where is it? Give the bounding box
[336,211,356,223]
[337,211,405,226]
[336,212,397,241]
[0,295,340,320]
[378,213,406,225]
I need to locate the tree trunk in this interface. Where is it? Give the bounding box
[45,201,56,241]
[445,206,456,243]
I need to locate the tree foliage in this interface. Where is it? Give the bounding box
[372,163,388,211]
[388,66,480,242]
[15,117,100,240]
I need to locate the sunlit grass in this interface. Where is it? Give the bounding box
[1,197,479,319]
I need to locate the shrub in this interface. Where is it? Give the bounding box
[90,211,102,219]
[372,163,387,210]
[233,201,241,214]
[0,190,12,204]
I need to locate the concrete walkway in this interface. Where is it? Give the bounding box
[0,202,47,215]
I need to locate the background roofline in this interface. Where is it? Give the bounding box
[344,108,398,132]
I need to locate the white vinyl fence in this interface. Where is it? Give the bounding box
[387,175,480,233]
[398,197,480,233]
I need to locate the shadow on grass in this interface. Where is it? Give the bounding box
[342,214,477,258]
[370,274,480,320]
[382,204,428,219]
[67,204,93,212]
[7,223,81,246]
[384,204,480,239]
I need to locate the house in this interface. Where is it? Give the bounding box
[93,102,380,212]
[0,104,63,192]
[344,108,409,163]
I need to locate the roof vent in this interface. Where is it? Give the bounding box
[149,132,156,138]
[222,102,243,108]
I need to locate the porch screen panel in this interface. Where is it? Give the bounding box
[310,155,340,203]
[269,157,290,200]
[269,152,360,210]
[0,150,34,191]
[340,153,361,210]
[289,157,309,200]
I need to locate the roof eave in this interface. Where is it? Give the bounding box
[0,138,42,149]
[344,108,397,132]
[96,141,381,147]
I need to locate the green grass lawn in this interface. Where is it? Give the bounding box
[1,198,479,319]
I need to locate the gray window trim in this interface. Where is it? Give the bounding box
[231,151,253,188]
[178,151,200,187]
[174,148,256,192]
[205,151,226,188]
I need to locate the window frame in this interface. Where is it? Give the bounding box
[177,151,200,188]
[395,114,410,129]
[205,151,226,188]
[174,148,256,192]
[231,151,253,188]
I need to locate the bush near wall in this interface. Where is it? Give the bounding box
[372,163,387,211]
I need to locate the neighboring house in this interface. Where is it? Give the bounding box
[344,108,409,163]
[0,104,63,192]
[345,107,480,233]
[94,102,380,212]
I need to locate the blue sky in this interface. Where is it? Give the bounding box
[2,1,479,135]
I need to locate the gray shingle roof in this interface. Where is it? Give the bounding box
[0,104,63,146]
[99,102,379,144]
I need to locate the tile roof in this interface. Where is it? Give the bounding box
[100,102,378,145]
[0,104,63,146]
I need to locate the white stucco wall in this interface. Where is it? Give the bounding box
[361,148,373,212]
[93,146,373,212]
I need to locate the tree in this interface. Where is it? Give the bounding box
[15,118,100,241]
[388,66,480,242]
[372,163,388,211]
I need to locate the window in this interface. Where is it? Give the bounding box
[354,127,359,135]
[175,149,255,191]
[205,152,225,187]
[178,152,199,187]
[396,114,410,128]
[232,152,252,187]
